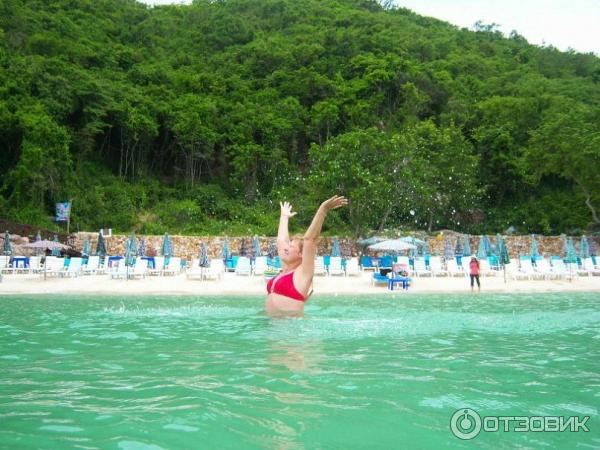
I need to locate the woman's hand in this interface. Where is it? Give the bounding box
[280,201,297,218]
[320,195,348,212]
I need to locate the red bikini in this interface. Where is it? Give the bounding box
[266,271,307,302]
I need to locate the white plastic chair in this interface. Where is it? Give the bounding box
[328,256,345,276]
[129,258,148,279]
[205,259,224,281]
[345,258,361,276]
[162,257,181,276]
[429,257,448,277]
[235,257,252,276]
[61,257,82,277]
[148,256,165,276]
[314,256,327,276]
[253,256,268,276]
[413,258,432,277]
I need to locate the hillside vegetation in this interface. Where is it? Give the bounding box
[0,0,598,236]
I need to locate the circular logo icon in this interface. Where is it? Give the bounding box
[450,408,482,440]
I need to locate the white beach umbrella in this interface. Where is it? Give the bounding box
[368,239,417,253]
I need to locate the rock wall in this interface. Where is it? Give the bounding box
[71,232,598,261]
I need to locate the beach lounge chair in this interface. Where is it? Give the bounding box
[505,262,529,280]
[360,256,376,272]
[61,257,82,277]
[518,259,538,280]
[533,258,555,280]
[205,259,225,281]
[28,256,42,274]
[479,259,497,277]
[413,258,432,277]
[371,272,389,286]
[109,261,128,279]
[581,258,600,276]
[186,258,204,280]
[44,257,66,277]
[345,258,361,276]
[549,260,574,280]
[234,257,252,276]
[329,256,345,276]
[83,256,100,275]
[162,257,181,276]
[0,255,9,274]
[128,258,148,279]
[429,257,448,277]
[253,256,268,276]
[314,256,327,276]
[446,259,465,277]
[148,256,165,276]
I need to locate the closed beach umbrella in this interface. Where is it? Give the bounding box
[476,236,488,259]
[357,236,385,247]
[51,235,61,256]
[124,237,133,267]
[589,238,597,257]
[498,236,510,265]
[95,231,107,257]
[239,238,248,257]
[422,239,430,257]
[454,236,463,256]
[199,242,209,268]
[444,237,453,260]
[483,235,492,256]
[565,237,577,263]
[161,232,172,257]
[82,237,91,256]
[462,235,471,257]
[530,234,540,259]
[267,239,276,259]
[138,237,147,257]
[579,235,590,259]
[253,236,262,258]
[222,237,231,260]
[331,237,341,257]
[2,231,12,256]
[126,233,137,265]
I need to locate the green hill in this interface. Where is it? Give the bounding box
[1,0,598,236]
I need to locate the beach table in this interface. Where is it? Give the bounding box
[388,276,410,291]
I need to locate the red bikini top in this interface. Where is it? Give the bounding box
[266,271,307,302]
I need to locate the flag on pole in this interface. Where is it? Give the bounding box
[55,202,72,222]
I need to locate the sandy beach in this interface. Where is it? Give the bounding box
[1,271,600,296]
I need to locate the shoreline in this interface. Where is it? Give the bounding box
[2,272,600,296]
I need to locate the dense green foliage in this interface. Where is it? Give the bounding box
[0,0,598,236]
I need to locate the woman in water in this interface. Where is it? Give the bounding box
[265,195,348,316]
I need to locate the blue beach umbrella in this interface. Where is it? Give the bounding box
[579,236,590,259]
[2,231,12,256]
[565,237,577,263]
[530,234,540,259]
[161,233,172,257]
[199,242,209,268]
[357,236,385,247]
[462,235,471,257]
[82,237,91,256]
[221,237,231,260]
[483,235,492,256]
[51,235,61,256]
[138,237,147,257]
[95,231,107,257]
[422,239,430,257]
[127,233,138,265]
[444,237,453,260]
[124,237,133,267]
[253,236,262,258]
[331,237,341,257]
[454,237,463,256]
[267,239,276,259]
[476,236,488,259]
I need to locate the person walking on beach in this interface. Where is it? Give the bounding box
[469,255,480,293]
[265,195,348,317]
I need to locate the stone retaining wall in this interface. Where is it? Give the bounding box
[72,232,598,261]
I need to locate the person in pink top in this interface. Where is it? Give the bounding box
[469,255,480,292]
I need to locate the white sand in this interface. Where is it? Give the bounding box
[1,271,600,296]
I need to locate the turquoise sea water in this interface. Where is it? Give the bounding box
[1,292,599,449]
